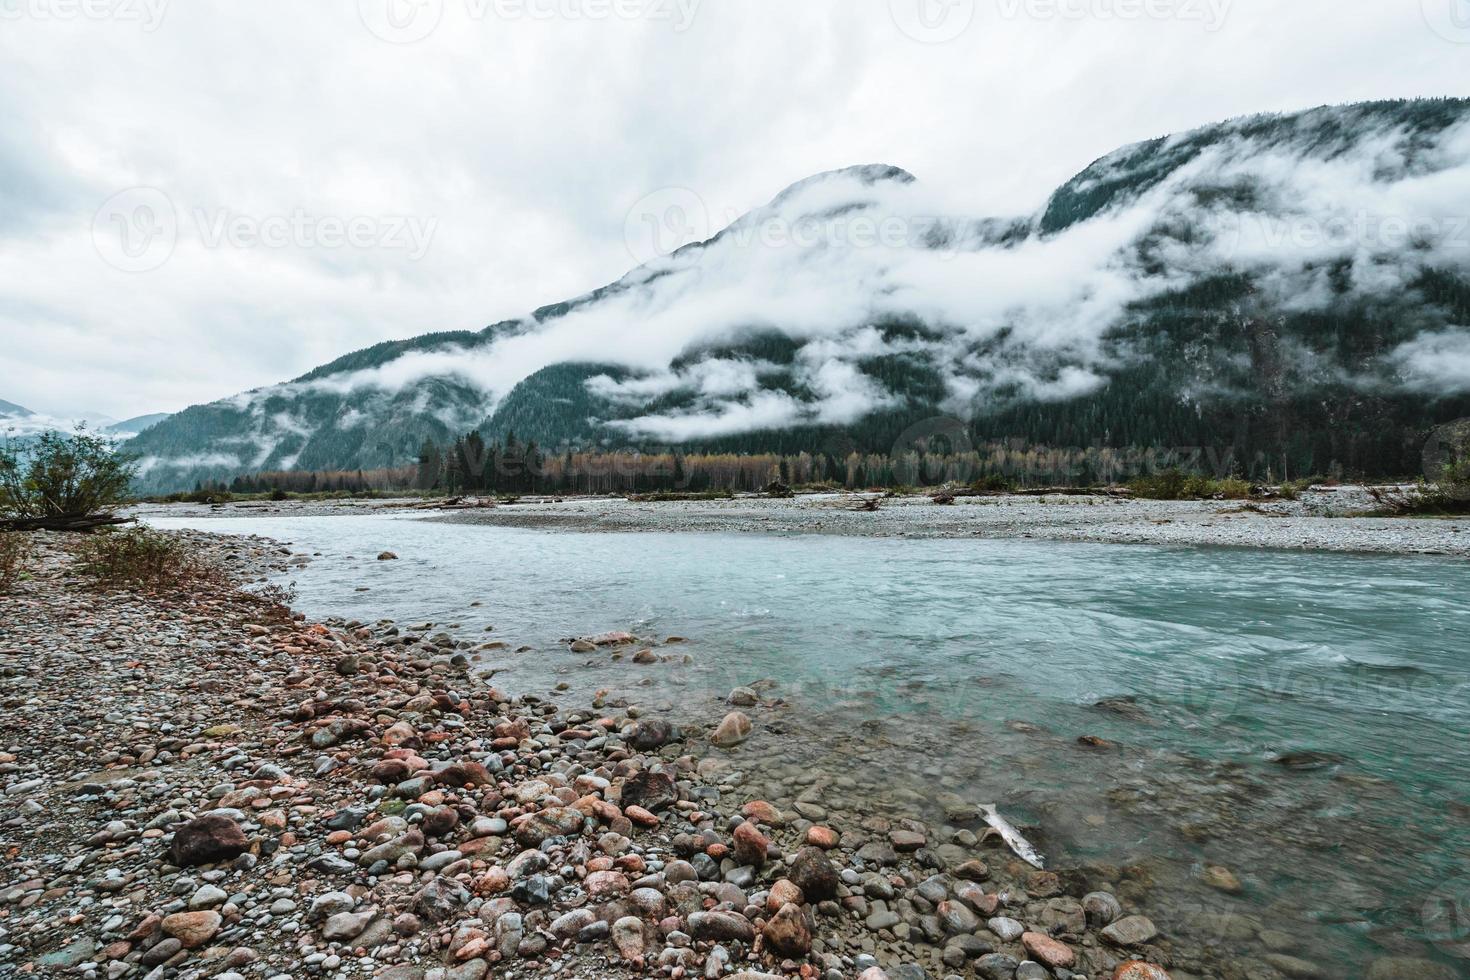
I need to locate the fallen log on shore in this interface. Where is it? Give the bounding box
[942,486,1131,499]
[1,514,137,533]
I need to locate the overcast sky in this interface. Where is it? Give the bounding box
[0,0,1465,420]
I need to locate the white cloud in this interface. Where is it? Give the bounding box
[1391,328,1470,394]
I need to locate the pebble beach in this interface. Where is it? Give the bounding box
[0,530,1220,980]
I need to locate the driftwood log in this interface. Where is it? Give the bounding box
[954,486,1130,498]
[1,514,136,533]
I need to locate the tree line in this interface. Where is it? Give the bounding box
[196,428,1366,499]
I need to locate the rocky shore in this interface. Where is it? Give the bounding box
[432,491,1470,557]
[0,531,1213,980]
[129,490,1470,558]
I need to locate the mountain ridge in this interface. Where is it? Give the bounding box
[128,98,1470,491]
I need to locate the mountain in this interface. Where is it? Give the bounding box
[1,404,168,444]
[129,98,1470,491]
[105,414,171,437]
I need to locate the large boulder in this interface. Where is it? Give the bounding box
[787,846,838,901]
[626,719,675,751]
[513,807,584,848]
[167,814,249,867]
[413,878,469,922]
[160,911,222,948]
[436,761,493,787]
[710,711,753,747]
[762,903,811,956]
[620,770,676,811]
[732,821,770,868]
[1022,931,1076,970]
[687,910,755,943]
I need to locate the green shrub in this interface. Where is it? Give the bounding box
[1217,478,1253,500]
[969,474,1015,494]
[0,429,136,521]
[1129,469,1251,500]
[1129,469,1190,499]
[74,528,228,591]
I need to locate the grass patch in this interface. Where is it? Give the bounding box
[1128,469,1252,500]
[73,528,231,592]
[0,532,32,594]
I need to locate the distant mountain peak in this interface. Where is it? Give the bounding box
[767,163,917,205]
[0,399,34,418]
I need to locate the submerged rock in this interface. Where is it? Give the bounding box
[1102,915,1159,947]
[1113,964,1172,980]
[710,711,753,747]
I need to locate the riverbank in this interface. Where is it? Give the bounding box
[128,489,1470,558]
[0,531,1214,980]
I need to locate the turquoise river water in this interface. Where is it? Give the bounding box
[150,513,1470,978]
